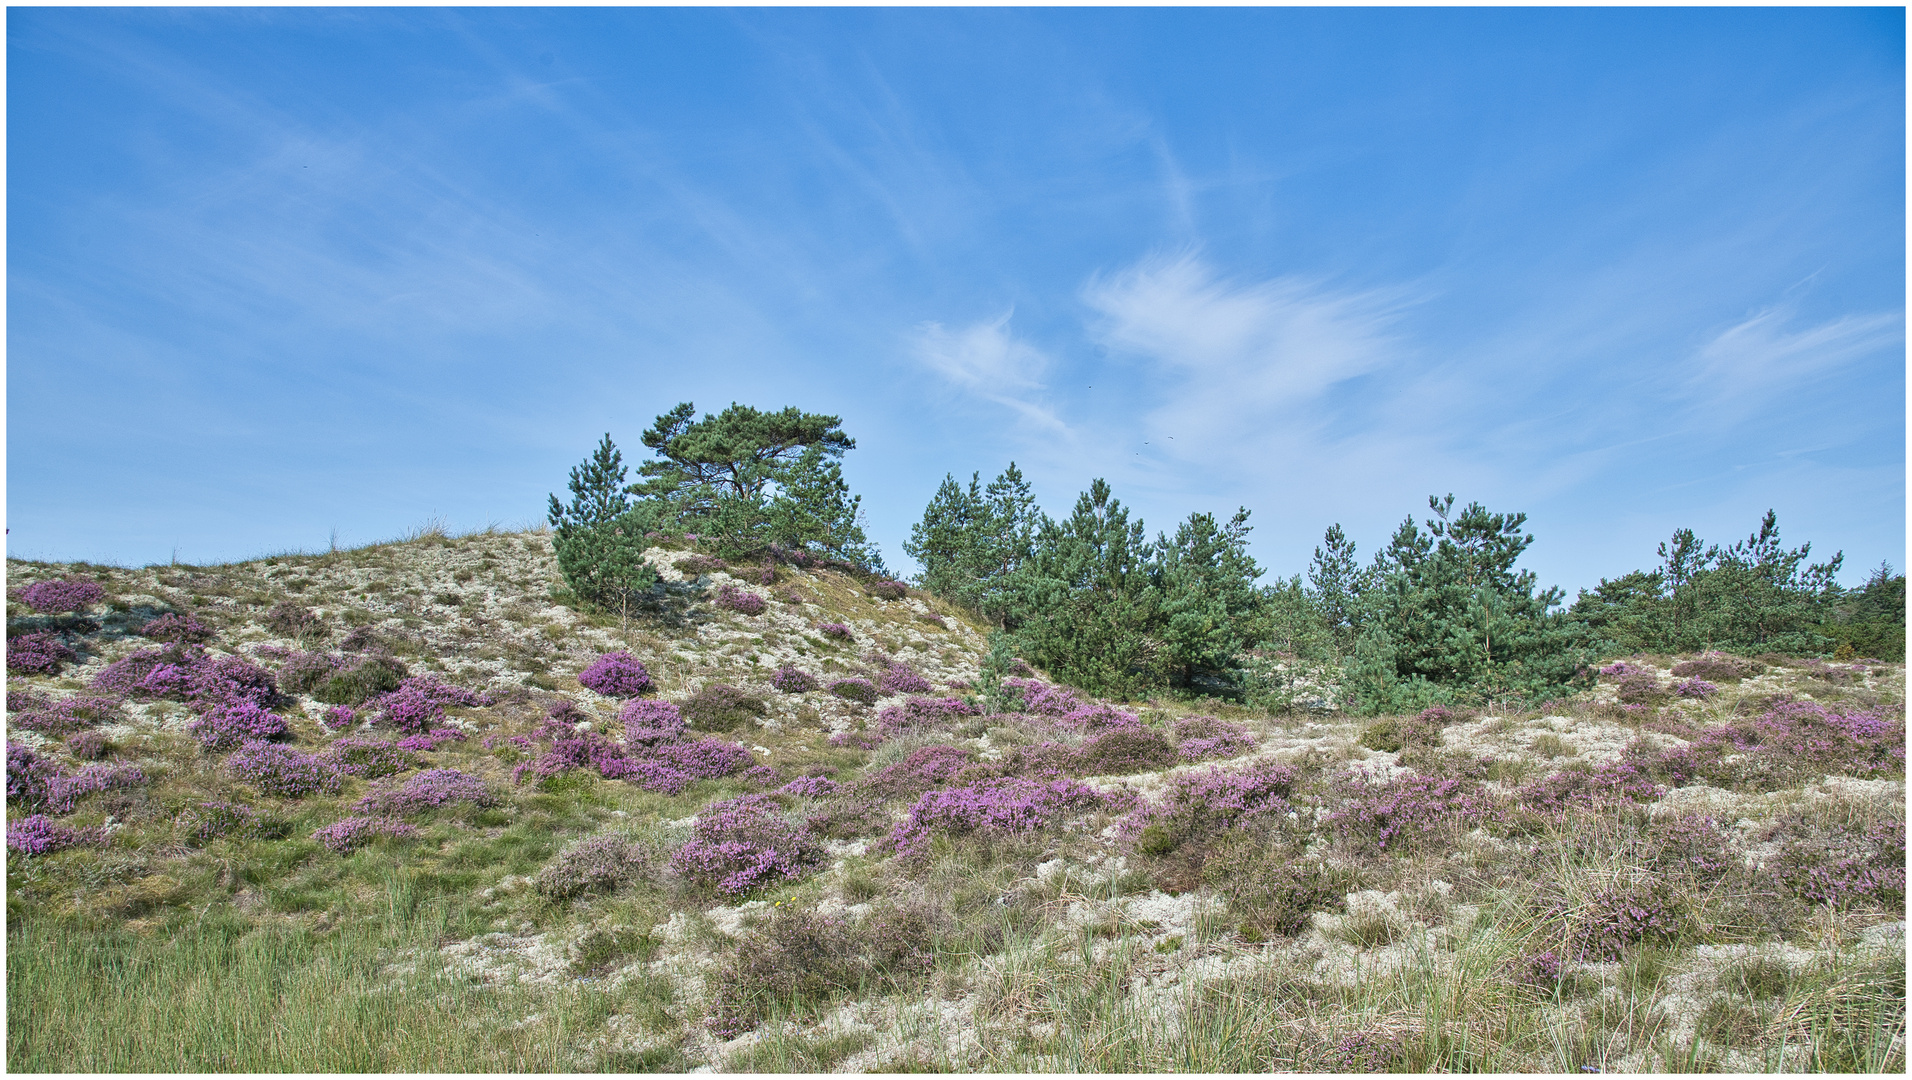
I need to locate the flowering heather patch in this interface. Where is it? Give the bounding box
[311,816,417,854]
[91,645,195,696]
[134,663,197,700]
[12,694,121,737]
[15,578,104,614]
[671,793,824,895]
[395,728,467,752]
[1599,661,1646,678]
[1520,759,1665,812]
[264,601,325,639]
[1061,701,1147,734]
[1066,727,1177,775]
[1671,653,1761,682]
[578,652,653,698]
[277,651,342,696]
[1565,881,1686,960]
[619,699,685,745]
[355,768,499,816]
[8,743,61,808]
[1674,677,1719,699]
[536,835,650,901]
[1641,698,1905,789]
[652,737,752,779]
[7,814,100,855]
[1512,949,1567,987]
[886,777,1113,859]
[1173,715,1257,762]
[869,580,909,600]
[180,801,282,843]
[998,677,1085,718]
[680,683,767,732]
[1616,672,1669,704]
[742,764,783,787]
[673,554,726,576]
[1773,816,1905,909]
[139,612,212,644]
[1328,772,1495,852]
[827,729,884,750]
[873,696,979,740]
[512,730,633,785]
[7,631,75,676]
[1133,761,1299,841]
[828,677,879,705]
[188,701,290,752]
[712,584,766,615]
[862,745,974,799]
[916,613,947,629]
[10,755,148,816]
[371,676,488,734]
[227,740,342,798]
[878,664,933,696]
[815,622,853,640]
[1649,814,1737,878]
[770,665,818,693]
[322,705,356,731]
[325,736,416,779]
[66,731,109,760]
[779,775,838,798]
[1328,1030,1405,1072]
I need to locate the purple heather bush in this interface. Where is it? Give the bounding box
[1671,653,1761,682]
[578,652,654,698]
[91,645,194,696]
[8,753,147,816]
[322,705,356,731]
[674,554,726,576]
[227,740,342,798]
[1129,761,1299,842]
[7,743,60,808]
[1565,881,1686,960]
[325,735,417,779]
[619,698,685,745]
[815,622,853,641]
[886,777,1114,859]
[1328,772,1494,852]
[742,764,784,787]
[1616,672,1669,704]
[12,694,121,737]
[15,578,105,614]
[536,835,651,901]
[1599,661,1646,678]
[65,731,110,761]
[868,580,909,601]
[1520,758,1665,812]
[7,631,76,676]
[355,768,499,816]
[1639,698,1904,790]
[779,775,839,798]
[653,737,753,779]
[139,612,213,644]
[7,814,101,856]
[311,816,417,854]
[671,793,824,895]
[878,664,933,697]
[395,728,467,752]
[862,745,974,799]
[180,801,284,843]
[276,651,342,696]
[827,677,879,705]
[1674,677,1720,699]
[1773,816,1905,909]
[1173,715,1257,762]
[188,700,289,752]
[873,696,980,740]
[712,584,767,615]
[827,729,884,751]
[1649,814,1737,879]
[770,665,818,693]
[998,677,1084,718]
[372,676,488,734]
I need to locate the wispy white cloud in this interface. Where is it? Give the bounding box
[1687,304,1902,422]
[910,313,1069,433]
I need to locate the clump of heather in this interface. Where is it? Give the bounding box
[873,696,980,740]
[1328,772,1495,852]
[1639,698,1904,790]
[1327,1030,1405,1073]
[671,794,824,895]
[1770,813,1905,909]
[1131,761,1299,845]
[917,613,947,629]
[90,644,197,696]
[578,652,653,698]
[998,677,1084,718]
[355,768,499,816]
[742,764,783,787]
[188,700,290,752]
[512,729,636,785]
[180,801,283,843]
[878,663,933,696]
[7,743,61,809]
[827,677,879,705]
[1616,671,1669,704]
[652,737,752,779]
[1674,677,1719,699]
[620,699,685,745]
[770,665,818,693]
[276,651,343,696]
[1174,715,1257,762]
[868,580,908,601]
[325,735,416,779]
[65,731,110,760]
[12,694,121,737]
[311,816,416,854]
[1565,880,1686,959]
[1649,814,1737,879]
[371,676,487,735]
[862,745,974,799]
[679,683,766,732]
[703,903,941,1038]
[8,752,147,816]
[886,777,1113,859]
[192,654,280,708]
[1671,653,1762,682]
[322,705,356,731]
[815,622,854,640]
[712,584,767,615]
[395,728,466,752]
[7,814,101,855]
[139,611,213,644]
[7,631,76,676]
[227,740,342,798]
[1066,727,1177,775]
[536,835,651,901]
[673,554,725,576]
[311,654,408,706]
[1599,661,1647,678]
[1520,758,1665,812]
[827,729,883,750]
[15,578,104,614]
[264,601,326,639]
[779,775,838,798]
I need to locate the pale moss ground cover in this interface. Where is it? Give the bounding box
[6,527,1904,1072]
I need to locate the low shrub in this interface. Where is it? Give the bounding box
[680,684,766,732]
[713,584,766,615]
[886,777,1113,859]
[671,794,824,895]
[15,579,105,614]
[1068,727,1177,775]
[1674,677,1719,699]
[815,622,854,640]
[673,554,726,576]
[579,652,653,698]
[771,665,818,693]
[1203,833,1355,938]
[394,728,465,752]
[264,602,326,640]
[227,740,342,798]
[827,678,879,706]
[6,814,100,855]
[1328,772,1495,852]
[65,732,110,760]
[7,632,75,676]
[651,737,753,779]
[325,736,417,778]
[703,904,939,1037]
[311,654,408,706]
[1671,653,1763,682]
[354,768,499,816]
[620,698,686,745]
[372,676,488,734]
[179,801,285,843]
[1567,880,1686,959]
[139,612,212,644]
[779,775,839,798]
[322,705,356,730]
[188,701,290,752]
[11,694,121,737]
[873,696,979,740]
[311,816,416,854]
[877,664,932,696]
[868,580,909,601]
[862,745,974,799]
[916,613,947,629]
[1616,672,1669,704]
[1173,715,1257,762]
[1130,761,1299,847]
[536,835,651,901]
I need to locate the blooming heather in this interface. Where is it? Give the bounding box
[815,622,853,640]
[778,775,839,798]
[771,666,818,693]
[354,768,499,816]
[227,740,342,798]
[1674,677,1720,699]
[311,816,417,854]
[878,664,933,696]
[139,612,213,644]
[873,696,979,740]
[15,579,104,614]
[713,584,767,616]
[7,814,99,855]
[325,736,416,779]
[862,745,974,798]
[886,777,1112,858]
[7,632,75,676]
[671,794,823,895]
[1173,715,1257,762]
[578,652,653,698]
[620,699,685,745]
[394,728,467,752]
[188,701,289,752]
[372,676,488,734]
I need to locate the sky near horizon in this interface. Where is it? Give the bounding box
[7,7,1905,598]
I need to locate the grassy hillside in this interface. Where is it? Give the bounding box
[6,527,1904,1072]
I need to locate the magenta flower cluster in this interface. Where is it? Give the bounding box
[579,652,654,698]
[354,768,499,816]
[779,775,838,798]
[188,700,290,751]
[227,740,342,797]
[620,698,685,745]
[372,676,488,734]
[713,584,766,616]
[878,663,933,696]
[15,578,105,613]
[1328,773,1493,851]
[7,744,146,815]
[873,696,979,740]
[862,745,975,798]
[1128,761,1297,839]
[11,694,120,736]
[7,632,76,676]
[770,665,818,693]
[139,612,213,644]
[7,814,101,855]
[1173,715,1257,762]
[1674,677,1719,699]
[670,794,824,894]
[311,816,418,854]
[815,622,854,640]
[886,777,1112,859]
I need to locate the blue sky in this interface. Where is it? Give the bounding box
[8,7,1904,597]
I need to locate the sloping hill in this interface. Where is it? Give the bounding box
[7,528,1905,1072]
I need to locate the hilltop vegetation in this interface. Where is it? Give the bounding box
[5,405,1904,1072]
